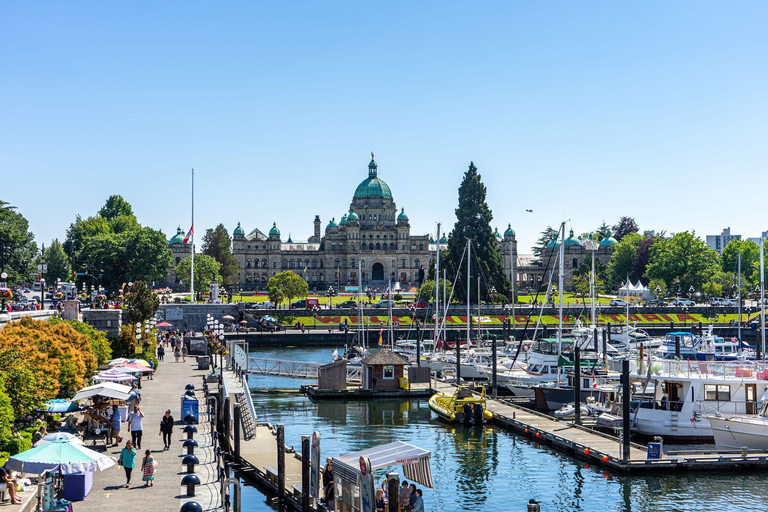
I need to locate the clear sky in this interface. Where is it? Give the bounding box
[2,2,767,254]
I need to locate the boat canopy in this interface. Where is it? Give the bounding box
[333,441,433,488]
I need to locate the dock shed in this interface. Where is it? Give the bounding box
[317,359,348,390]
[360,349,410,390]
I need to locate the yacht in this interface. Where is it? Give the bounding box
[703,391,768,451]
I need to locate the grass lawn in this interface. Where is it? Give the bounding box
[516,293,614,305]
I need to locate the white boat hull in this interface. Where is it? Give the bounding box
[706,416,768,451]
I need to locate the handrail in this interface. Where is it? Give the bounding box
[241,374,257,425]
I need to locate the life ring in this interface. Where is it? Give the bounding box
[522,343,531,352]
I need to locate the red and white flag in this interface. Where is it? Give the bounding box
[592,372,597,389]
[182,225,194,243]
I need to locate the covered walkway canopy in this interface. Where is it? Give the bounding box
[333,441,433,488]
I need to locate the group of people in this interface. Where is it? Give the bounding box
[157,330,187,362]
[116,408,175,488]
[322,458,425,512]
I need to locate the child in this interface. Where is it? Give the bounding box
[141,449,155,487]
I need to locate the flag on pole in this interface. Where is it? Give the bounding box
[592,372,597,389]
[182,225,194,243]
[378,329,383,346]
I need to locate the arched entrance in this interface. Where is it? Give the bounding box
[372,262,384,282]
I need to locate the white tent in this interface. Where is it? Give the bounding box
[72,382,132,402]
[333,441,433,488]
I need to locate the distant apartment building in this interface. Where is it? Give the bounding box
[747,231,768,245]
[706,227,741,253]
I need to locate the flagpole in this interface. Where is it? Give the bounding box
[190,168,195,304]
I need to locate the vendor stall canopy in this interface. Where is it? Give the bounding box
[333,441,433,488]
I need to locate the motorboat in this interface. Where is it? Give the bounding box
[628,359,768,442]
[429,386,493,424]
[703,391,768,451]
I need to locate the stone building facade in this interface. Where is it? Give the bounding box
[230,156,433,291]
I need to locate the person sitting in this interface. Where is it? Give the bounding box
[32,425,47,444]
[411,489,424,512]
[0,463,21,504]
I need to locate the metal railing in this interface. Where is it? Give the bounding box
[246,357,362,382]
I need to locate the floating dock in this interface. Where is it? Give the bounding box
[302,384,433,400]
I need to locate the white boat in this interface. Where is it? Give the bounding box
[629,358,768,442]
[704,393,768,451]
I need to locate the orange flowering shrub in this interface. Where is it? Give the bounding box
[0,317,98,398]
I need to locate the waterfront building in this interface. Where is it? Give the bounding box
[706,227,741,254]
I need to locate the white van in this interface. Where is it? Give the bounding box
[57,283,78,299]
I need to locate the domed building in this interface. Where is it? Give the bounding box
[230,155,432,291]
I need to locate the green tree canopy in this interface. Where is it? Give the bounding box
[595,221,612,241]
[444,162,510,302]
[174,254,222,293]
[0,200,37,285]
[606,233,643,289]
[645,231,720,293]
[532,226,557,266]
[722,239,760,283]
[612,216,639,242]
[99,195,134,221]
[267,271,308,306]
[123,281,160,324]
[202,224,239,287]
[418,279,453,305]
[44,239,71,284]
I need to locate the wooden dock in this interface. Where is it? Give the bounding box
[433,380,768,473]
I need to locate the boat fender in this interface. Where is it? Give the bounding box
[522,343,531,352]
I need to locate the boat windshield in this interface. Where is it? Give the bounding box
[531,338,574,355]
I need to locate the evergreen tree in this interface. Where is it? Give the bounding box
[444,162,510,302]
[595,221,612,241]
[532,226,558,267]
[0,200,37,285]
[612,216,639,242]
[45,239,71,284]
[201,224,239,287]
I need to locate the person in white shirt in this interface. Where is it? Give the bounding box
[129,406,144,449]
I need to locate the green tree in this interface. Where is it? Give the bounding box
[572,258,605,300]
[645,231,720,293]
[532,226,558,266]
[63,214,111,261]
[202,224,239,287]
[45,239,71,284]
[444,162,510,302]
[267,271,308,306]
[98,195,134,221]
[647,278,667,298]
[123,281,160,324]
[418,279,453,304]
[0,200,37,285]
[595,221,612,241]
[631,236,659,284]
[701,278,723,298]
[606,233,643,290]
[722,239,759,282]
[174,254,222,293]
[612,216,639,242]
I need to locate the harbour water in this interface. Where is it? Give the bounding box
[239,347,768,511]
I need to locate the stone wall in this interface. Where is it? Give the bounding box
[158,304,241,331]
[82,309,124,337]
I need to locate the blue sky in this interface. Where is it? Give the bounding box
[2,2,767,254]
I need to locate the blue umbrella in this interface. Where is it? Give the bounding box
[43,399,80,413]
[6,440,116,475]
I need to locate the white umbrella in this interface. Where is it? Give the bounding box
[108,358,131,367]
[72,382,132,402]
[222,315,235,320]
[92,369,137,383]
[34,433,85,447]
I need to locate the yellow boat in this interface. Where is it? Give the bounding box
[429,386,493,424]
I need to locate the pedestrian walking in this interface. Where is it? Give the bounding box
[157,344,165,362]
[129,405,144,449]
[109,406,123,446]
[174,345,181,362]
[181,343,187,362]
[160,409,174,450]
[141,449,156,487]
[119,440,137,487]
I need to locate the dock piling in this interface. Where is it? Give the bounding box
[234,404,241,456]
[276,424,286,507]
[301,435,310,512]
[622,359,631,461]
[574,346,581,425]
[492,334,498,400]
[386,472,400,512]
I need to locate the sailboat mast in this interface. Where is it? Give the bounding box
[557,224,564,382]
[761,238,765,361]
[358,259,363,348]
[590,246,596,326]
[467,239,471,348]
[434,223,441,346]
[388,275,393,350]
[190,168,195,304]
[738,251,742,343]
[442,268,446,343]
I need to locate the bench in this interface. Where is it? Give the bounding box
[264,466,278,485]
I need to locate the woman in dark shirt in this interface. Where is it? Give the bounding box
[159,410,174,450]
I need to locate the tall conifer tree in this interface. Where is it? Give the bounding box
[445,162,510,302]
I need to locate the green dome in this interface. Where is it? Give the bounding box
[326,218,338,230]
[397,208,408,221]
[233,222,245,236]
[339,214,348,226]
[169,226,186,245]
[269,222,280,236]
[347,208,359,221]
[546,238,560,249]
[600,236,618,247]
[353,156,392,199]
[439,234,447,243]
[564,229,582,247]
[494,227,502,240]
[504,224,515,237]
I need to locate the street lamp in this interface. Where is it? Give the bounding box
[689,285,695,300]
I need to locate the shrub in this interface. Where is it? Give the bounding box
[394,293,403,302]
[49,318,112,365]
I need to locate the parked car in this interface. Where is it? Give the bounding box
[409,299,430,309]
[672,298,696,307]
[609,299,628,307]
[373,300,398,309]
[291,297,320,309]
[709,298,736,307]
[337,300,358,309]
[644,298,668,307]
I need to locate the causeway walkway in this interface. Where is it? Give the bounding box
[76,356,222,512]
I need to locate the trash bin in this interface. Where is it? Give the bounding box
[63,472,93,501]
[197,356,210,370]
[181,397,199,424]
[399,377,409,390]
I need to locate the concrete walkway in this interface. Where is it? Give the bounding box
[77,355,222,512]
